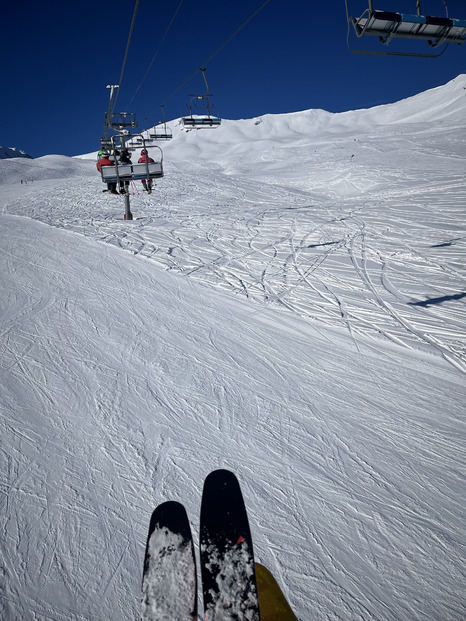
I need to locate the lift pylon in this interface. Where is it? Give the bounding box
[100,87,163,220]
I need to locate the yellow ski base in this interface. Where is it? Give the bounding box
[255,563,298,621]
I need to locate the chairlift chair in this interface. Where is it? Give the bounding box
[345,0,466,57]
[101,161,163,183]
[150,105,174,140]
[181,68,222,128]
[99,135,164,185]
[150,127,174,139]
[182,112,222,127]
[105,111,138,130]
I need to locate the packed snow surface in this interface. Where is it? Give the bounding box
[1,76,465,620]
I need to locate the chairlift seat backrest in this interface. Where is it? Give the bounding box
[182,117,221,127]
[150,132,173,139]
[352,10,466,44]
[114,164,132,177]
[449,18,466,40]
[101,162,163,182]
[131,162,163,179]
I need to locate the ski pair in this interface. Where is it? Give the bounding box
[140,469,260,621]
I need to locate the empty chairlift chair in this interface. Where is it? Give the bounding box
[181,68,222,128]
[150,126,173,139]
[150,105,173,140]
[345,0,466,56]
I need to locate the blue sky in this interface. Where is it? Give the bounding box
[2,0,465,157]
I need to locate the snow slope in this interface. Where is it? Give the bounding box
[1,75,465,620]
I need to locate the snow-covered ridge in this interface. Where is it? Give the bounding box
[2,75,465,187]
[0,154,94,185]
[75,74,466,166]
[191,72,466,141]
[0,145,33,159]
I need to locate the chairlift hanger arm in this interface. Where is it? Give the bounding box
[200,67,210,97]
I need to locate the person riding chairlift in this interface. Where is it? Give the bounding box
[118,150,132,195]
[96,150,118,194]
[138,148,155,194]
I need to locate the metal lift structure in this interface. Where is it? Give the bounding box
[101,85,164,220]
[181,68,221,128]
[345,0,466,57]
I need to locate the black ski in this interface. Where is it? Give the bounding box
[140,501,197,621]
[200,469,261,620]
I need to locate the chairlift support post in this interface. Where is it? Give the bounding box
[109,134,133,221]
[103,87,161,220]
[100,134,164,220]
[103,84,133,219]
[345,0,466,57]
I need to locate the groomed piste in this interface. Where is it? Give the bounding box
[1,75,465,620]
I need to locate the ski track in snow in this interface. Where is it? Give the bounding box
[4,161,465,373]
[1,78,466,620]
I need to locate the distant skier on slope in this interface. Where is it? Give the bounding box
[96,151,118,195]
[138,149,155,194]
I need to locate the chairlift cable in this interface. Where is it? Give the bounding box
[111,0,141,114]
[202,0,273,67]
[128,0,185,106]
[160,0,273,107]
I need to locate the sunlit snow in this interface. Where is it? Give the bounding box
[1,75,465,620]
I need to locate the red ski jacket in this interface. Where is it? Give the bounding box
[138,155,155,164]
[96,157,115,172]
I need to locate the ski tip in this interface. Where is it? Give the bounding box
[207,468,236,475]
[204,469,238,484]
[149,500,186,516]
[152,500,185,511]
[147,501,190,536]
